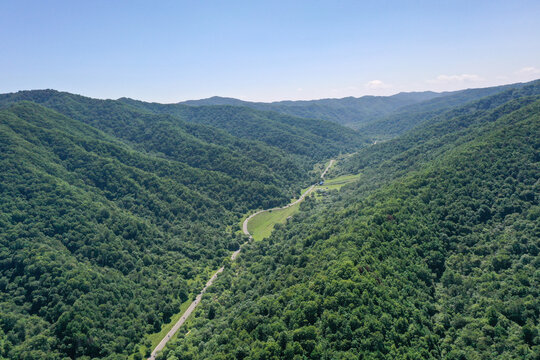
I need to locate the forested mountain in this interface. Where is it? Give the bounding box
[0,90,364,179]
[159,87,540,359]
[0,92,364,359]
[181,92,442,127]
[341,79,540,181]
[1,82,538,360]
[117,98,365,157]
[357,82,527,139]
[179,82,528,131]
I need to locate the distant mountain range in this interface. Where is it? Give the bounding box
[180,91,440,128]
[178,82,530,134]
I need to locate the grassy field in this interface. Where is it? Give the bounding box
[323,173,362,187]
[247,202,301,241]
[246,165,362,241]
[137,163,361,358]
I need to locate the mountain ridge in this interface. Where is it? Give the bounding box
[174,81,535,130]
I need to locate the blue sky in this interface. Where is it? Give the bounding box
[1,0,539,102]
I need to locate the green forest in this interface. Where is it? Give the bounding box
[0,80,538,360]
[178,82,523,131]
[0,93,364,359]
[156,84,540,359]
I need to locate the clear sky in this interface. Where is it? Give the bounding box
[1,0,539,102]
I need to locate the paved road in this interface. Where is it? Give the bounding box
[148,267,224,359]
[242,159,335,237]
[242,184,314,236]
[148,159,335,359]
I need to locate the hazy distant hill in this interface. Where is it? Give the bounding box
[181,92,442,127]
[119,97,367,156]
[180,82,531,134]
[358,81,528,139]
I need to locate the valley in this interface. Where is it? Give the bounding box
[151,80,540,360]
[148,159,336,359]
[2,3,539,360]
[0,80,538,360]
[243,160,335,242]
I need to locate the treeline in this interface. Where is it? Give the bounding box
[179,81,528,131]
[357,81,526,139]
[179,91,442,128]
[337,80,540,195]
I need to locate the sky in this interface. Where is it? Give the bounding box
[1,0,539,102]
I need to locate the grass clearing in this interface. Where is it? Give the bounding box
[245,173,361,241]
[312,173,362,198]
[247,202,300,241]
[323,173,362,186]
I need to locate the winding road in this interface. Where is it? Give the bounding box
[148,159,335,359]
[242,159,335,237]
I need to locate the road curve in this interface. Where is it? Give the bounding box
[242,184,314,237]
[242,159,335,237]
[148,159,335,359]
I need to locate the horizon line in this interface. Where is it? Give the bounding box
[2,78,537,105]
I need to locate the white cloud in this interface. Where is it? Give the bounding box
[516,66,540,75]
[428,74,483,84]
[365,80,391,89]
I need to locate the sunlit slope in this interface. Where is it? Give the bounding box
[163,98,540,359]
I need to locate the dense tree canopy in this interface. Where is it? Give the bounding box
[160,96,539,359]
[0,84,538,359]
[178,81,527,131]
[0,95,364,359]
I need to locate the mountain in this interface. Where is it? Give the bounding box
[159,86,540,359]
[180,92,443,128]
[341,79,540,180]
[0,92,364,359]
[178,82,531,131]
[357,81,529,139]
[117,97,366,158]
[0,90,366,196]
[1,82,538,360]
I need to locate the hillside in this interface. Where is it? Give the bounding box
[358,81,528,139]
[178,82,529,131]
[0,85,538,360]
[0,93,364,359]
[159,91,540,359]
[118,98,366,158]
[340,79,540,182]
[0,91,366,198]
[180,92,442,127]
